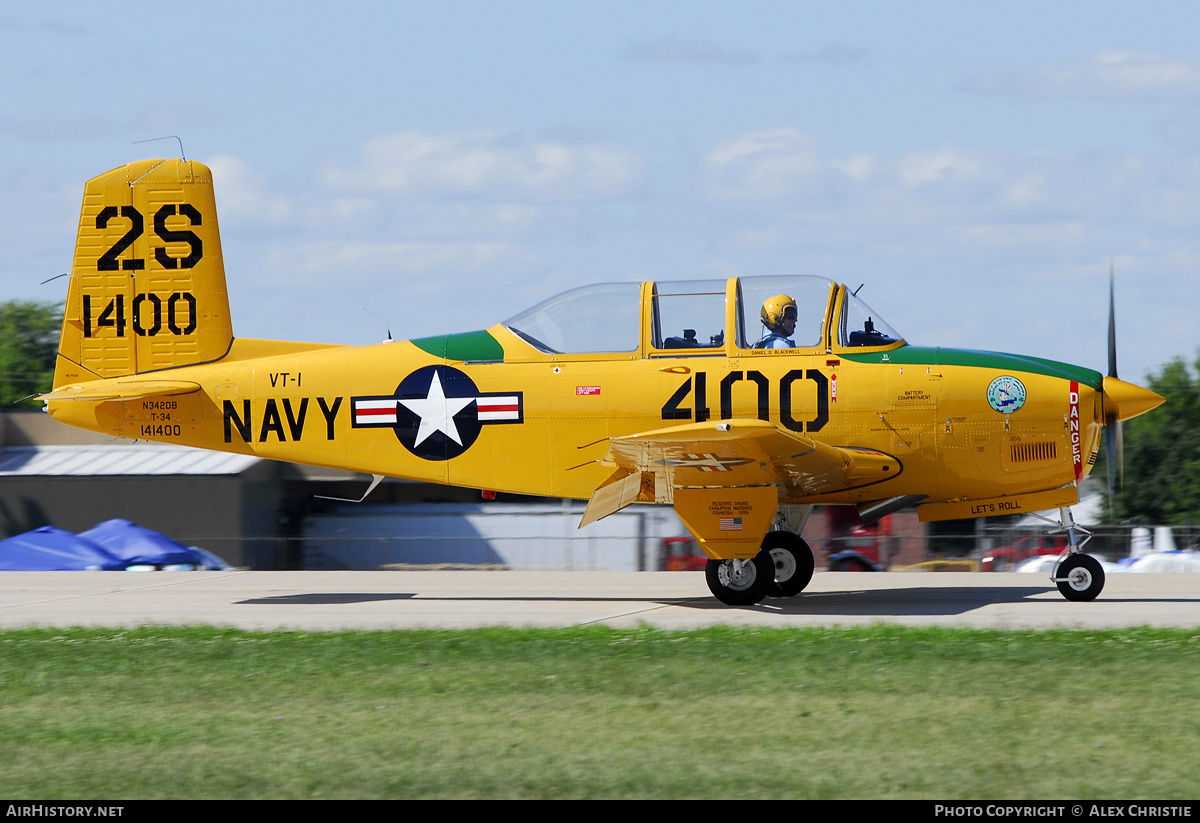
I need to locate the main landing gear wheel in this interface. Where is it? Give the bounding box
[1054,554,1105,602]
[705,550,775,606]
[764,531,815,598]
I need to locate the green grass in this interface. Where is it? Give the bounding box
[1,625,1198,799]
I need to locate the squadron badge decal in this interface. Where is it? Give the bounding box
[352,365,523,460]
[986,375,1027,415]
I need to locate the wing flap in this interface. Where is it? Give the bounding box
[601,419,900,497]
[580,419,903,530]
[579,468,653,528]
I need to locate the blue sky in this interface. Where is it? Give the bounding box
[3,1,1199,382]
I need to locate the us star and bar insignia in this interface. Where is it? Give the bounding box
[351,365,523,461]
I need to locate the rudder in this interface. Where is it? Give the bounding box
[53,159,233,387]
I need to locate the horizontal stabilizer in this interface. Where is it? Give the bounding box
[40,379,201,402]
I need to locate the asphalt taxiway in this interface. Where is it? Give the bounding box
[1,570,1198,631]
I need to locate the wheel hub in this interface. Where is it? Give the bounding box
[1067,566,1093,591]
[770,547,796,582]
[718,559,757,591]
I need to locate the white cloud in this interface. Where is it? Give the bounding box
[967,51,1200,100]
[831,153,874,183]
[261,239,534,282]
[695,129,1200,299]
[896,149,983,187]
[1005,175,1048,205]
[205,154,291,226]
[950,221,1089,248]
[324,130,645,203]
[705,130,990,200]
[704,129,828,200]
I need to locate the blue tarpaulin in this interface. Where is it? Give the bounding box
[0,520,229,570]
[0,526,126,571]
[80,518,206,567]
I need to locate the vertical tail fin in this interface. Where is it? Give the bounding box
[53,159,233,388]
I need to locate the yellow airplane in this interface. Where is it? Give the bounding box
[43,159,1164,605]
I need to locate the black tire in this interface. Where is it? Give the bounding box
[1055,554,1105,602]
[705,550,775,606]
[764,531,815,597]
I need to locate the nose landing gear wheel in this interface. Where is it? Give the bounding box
[764,531,815,598]
[705,550,775,605]
[1053,554,1105,602]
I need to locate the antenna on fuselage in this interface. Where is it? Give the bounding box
[315,474,386,503]
[364,308,394,343]
[133,135,186,161]
[852,284,864,296]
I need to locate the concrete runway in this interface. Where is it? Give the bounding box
[1,570,1198,630]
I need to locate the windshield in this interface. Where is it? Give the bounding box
[839,289,903,348]
[503,282,641,354]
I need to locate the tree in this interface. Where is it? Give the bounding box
[1110,353,1200,525]
[0,301,62,409]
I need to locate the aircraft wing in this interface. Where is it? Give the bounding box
[39,379,202,402]
[580,419,901,527]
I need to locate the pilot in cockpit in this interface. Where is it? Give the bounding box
[754,294,798,349]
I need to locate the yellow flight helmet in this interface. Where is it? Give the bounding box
[760,294,798,334]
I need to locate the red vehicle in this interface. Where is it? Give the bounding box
[981,535,1067,572]
[660,537,707,571]
[826,507,893,567]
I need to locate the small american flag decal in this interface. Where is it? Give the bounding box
[719,517,743,531]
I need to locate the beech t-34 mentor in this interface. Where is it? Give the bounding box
[43,159,1164,605]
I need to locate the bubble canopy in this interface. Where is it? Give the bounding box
[501,276,903,355]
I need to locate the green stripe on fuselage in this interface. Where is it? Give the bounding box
[410,330,505,362]
[841,345,1103,388]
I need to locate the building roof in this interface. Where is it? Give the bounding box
[0,444,261,476]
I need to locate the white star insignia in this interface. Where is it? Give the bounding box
[399,370,475,446]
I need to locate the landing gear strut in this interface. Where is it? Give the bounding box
[1039,506,1105,602]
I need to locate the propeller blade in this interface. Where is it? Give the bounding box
[1116,414,1124,490]
[1103,264,1133,509]
[1105,415,1117,505]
